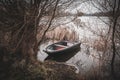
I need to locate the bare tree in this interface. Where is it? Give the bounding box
[91,0,120,78]
[111,0,120,78]
[0,0,60,63]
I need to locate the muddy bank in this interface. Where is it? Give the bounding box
[0,59,80,80]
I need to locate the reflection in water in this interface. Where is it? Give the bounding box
[45,48,80,62]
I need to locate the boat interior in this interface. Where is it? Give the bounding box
[48,42,74,50]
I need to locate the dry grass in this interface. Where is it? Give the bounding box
[45,26,79,41]
[93,37,111,52]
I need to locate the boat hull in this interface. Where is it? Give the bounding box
[43,41,81,56]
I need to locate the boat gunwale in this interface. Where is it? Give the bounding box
[43,41,81,54]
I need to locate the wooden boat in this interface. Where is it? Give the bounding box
[43,41,81,55]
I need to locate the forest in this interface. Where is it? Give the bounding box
[0,0,120,80]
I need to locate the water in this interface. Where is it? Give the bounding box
[37,41,101,73]
[37,16,109,73]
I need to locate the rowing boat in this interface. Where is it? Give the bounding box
[43,41,81,55]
